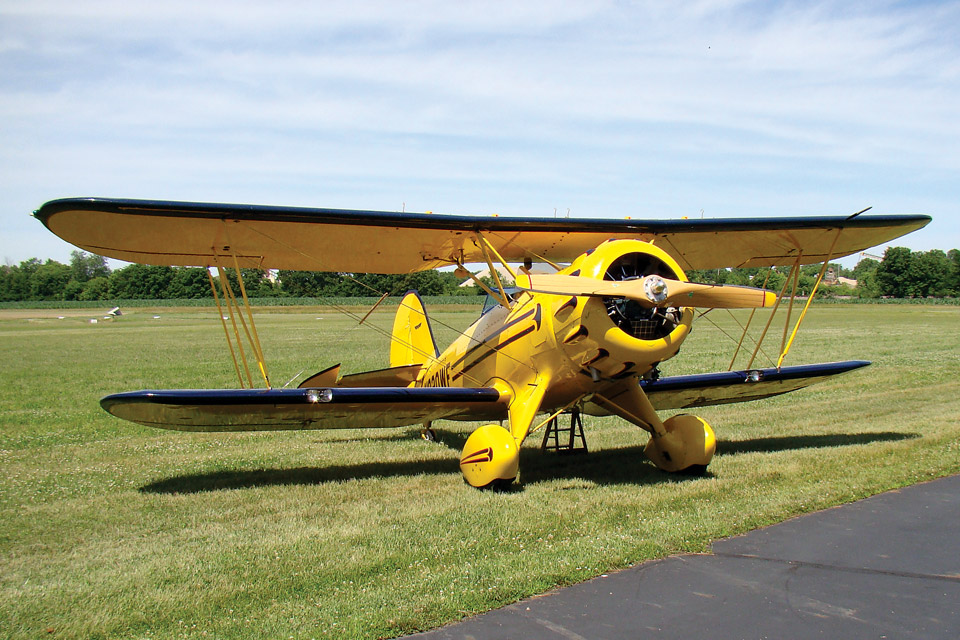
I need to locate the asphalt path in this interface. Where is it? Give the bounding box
[409,474,960,639]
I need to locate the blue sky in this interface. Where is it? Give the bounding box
[2,0,958,268]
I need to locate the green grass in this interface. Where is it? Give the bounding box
[2,303,959,639]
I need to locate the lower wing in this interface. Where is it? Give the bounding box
[638,360,870,410]
[102,386,506,432]
[102,361,868,431]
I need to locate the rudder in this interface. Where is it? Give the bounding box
[390,291,439,367]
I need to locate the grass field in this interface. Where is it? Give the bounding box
[2,302,959,639]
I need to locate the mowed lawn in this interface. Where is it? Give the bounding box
[2,303,959,639]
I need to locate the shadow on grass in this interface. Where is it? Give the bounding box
[717,431,918,456]
[141,458,460,494]
[141,427,472,495]
[139,430,917,494]
[304,430,423,444]
[513,431,919,487]
[518,445,684,487]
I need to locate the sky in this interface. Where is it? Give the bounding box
[2,0,958,268]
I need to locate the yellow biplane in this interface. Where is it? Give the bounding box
[36,198,929,487]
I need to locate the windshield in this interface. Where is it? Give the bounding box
[481,287,522,315]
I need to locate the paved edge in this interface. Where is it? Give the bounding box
[406,474,960,640]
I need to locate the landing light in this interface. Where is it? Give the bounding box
[746,370,764,383]
[306,389,334,403]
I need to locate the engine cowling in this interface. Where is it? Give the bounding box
[553,239,693,381]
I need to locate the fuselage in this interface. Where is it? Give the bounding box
[415,240,694,434]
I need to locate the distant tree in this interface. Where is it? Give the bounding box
[913,250,953,297]
[337,273,381,297]
[872,247,957,298]
[18,257,41,277]
[277,269,510,298]
[70,251,110,282]
[852,258,880,298]
[4,249,957,303]
[756,269,783,294]
[370,271,447,296]
[278,270,345,297]
[79,276,110,301]
[0,264,16,301]
[235,269,280,297]
[108,264,174,299]
[876,247,917,297]
[412,271,446,296]
[725,269,754,287]
[249,271,283,297]
[30,260,72,300]
[948,249,960,296]
[167,267,211,299]
[63,279,85,301]
[852,258,879,281]
[1,258,40,301]
[686,269,727,284]
[428,270,477,296]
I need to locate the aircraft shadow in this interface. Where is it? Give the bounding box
[716,431,918,456]
[139,430,916,494]
[141,458,461,495]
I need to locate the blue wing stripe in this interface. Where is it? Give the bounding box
[101,386,501,410]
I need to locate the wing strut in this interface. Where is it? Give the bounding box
[206,268,249,388]
[744,254,802,370]
[727,268,773,370]
[227,251,271,386]
[206,245,272,388]
[731,228,841,371]
[778,256,804,359]
[475,231,513,308]
[777,229,841,368]
[451,230,523,309]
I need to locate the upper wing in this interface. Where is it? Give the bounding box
[101,386,506,432]
[36,198,930,272]
[639,360,870,410]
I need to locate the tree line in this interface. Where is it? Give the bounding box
[0,251,478,302]
[2,247,958,302]
[687,247,959,299]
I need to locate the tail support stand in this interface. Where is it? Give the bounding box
[541,408,588,455]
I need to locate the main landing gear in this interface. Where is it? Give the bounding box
[453,411,716,488]
[644,414,716,474]
[458,424,520,489]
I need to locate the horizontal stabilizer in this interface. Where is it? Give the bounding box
[101,386,505,432]
[298,363,422,389]
[635,360,870,410]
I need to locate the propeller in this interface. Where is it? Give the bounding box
[517,273,776,309]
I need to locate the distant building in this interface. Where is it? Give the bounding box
[825,268,856,288]
[458,265,518,287]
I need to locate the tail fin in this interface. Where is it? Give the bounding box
[390,291,439,367]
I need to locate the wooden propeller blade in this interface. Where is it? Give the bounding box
[656,278,777,308]
[519,273,776,309]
